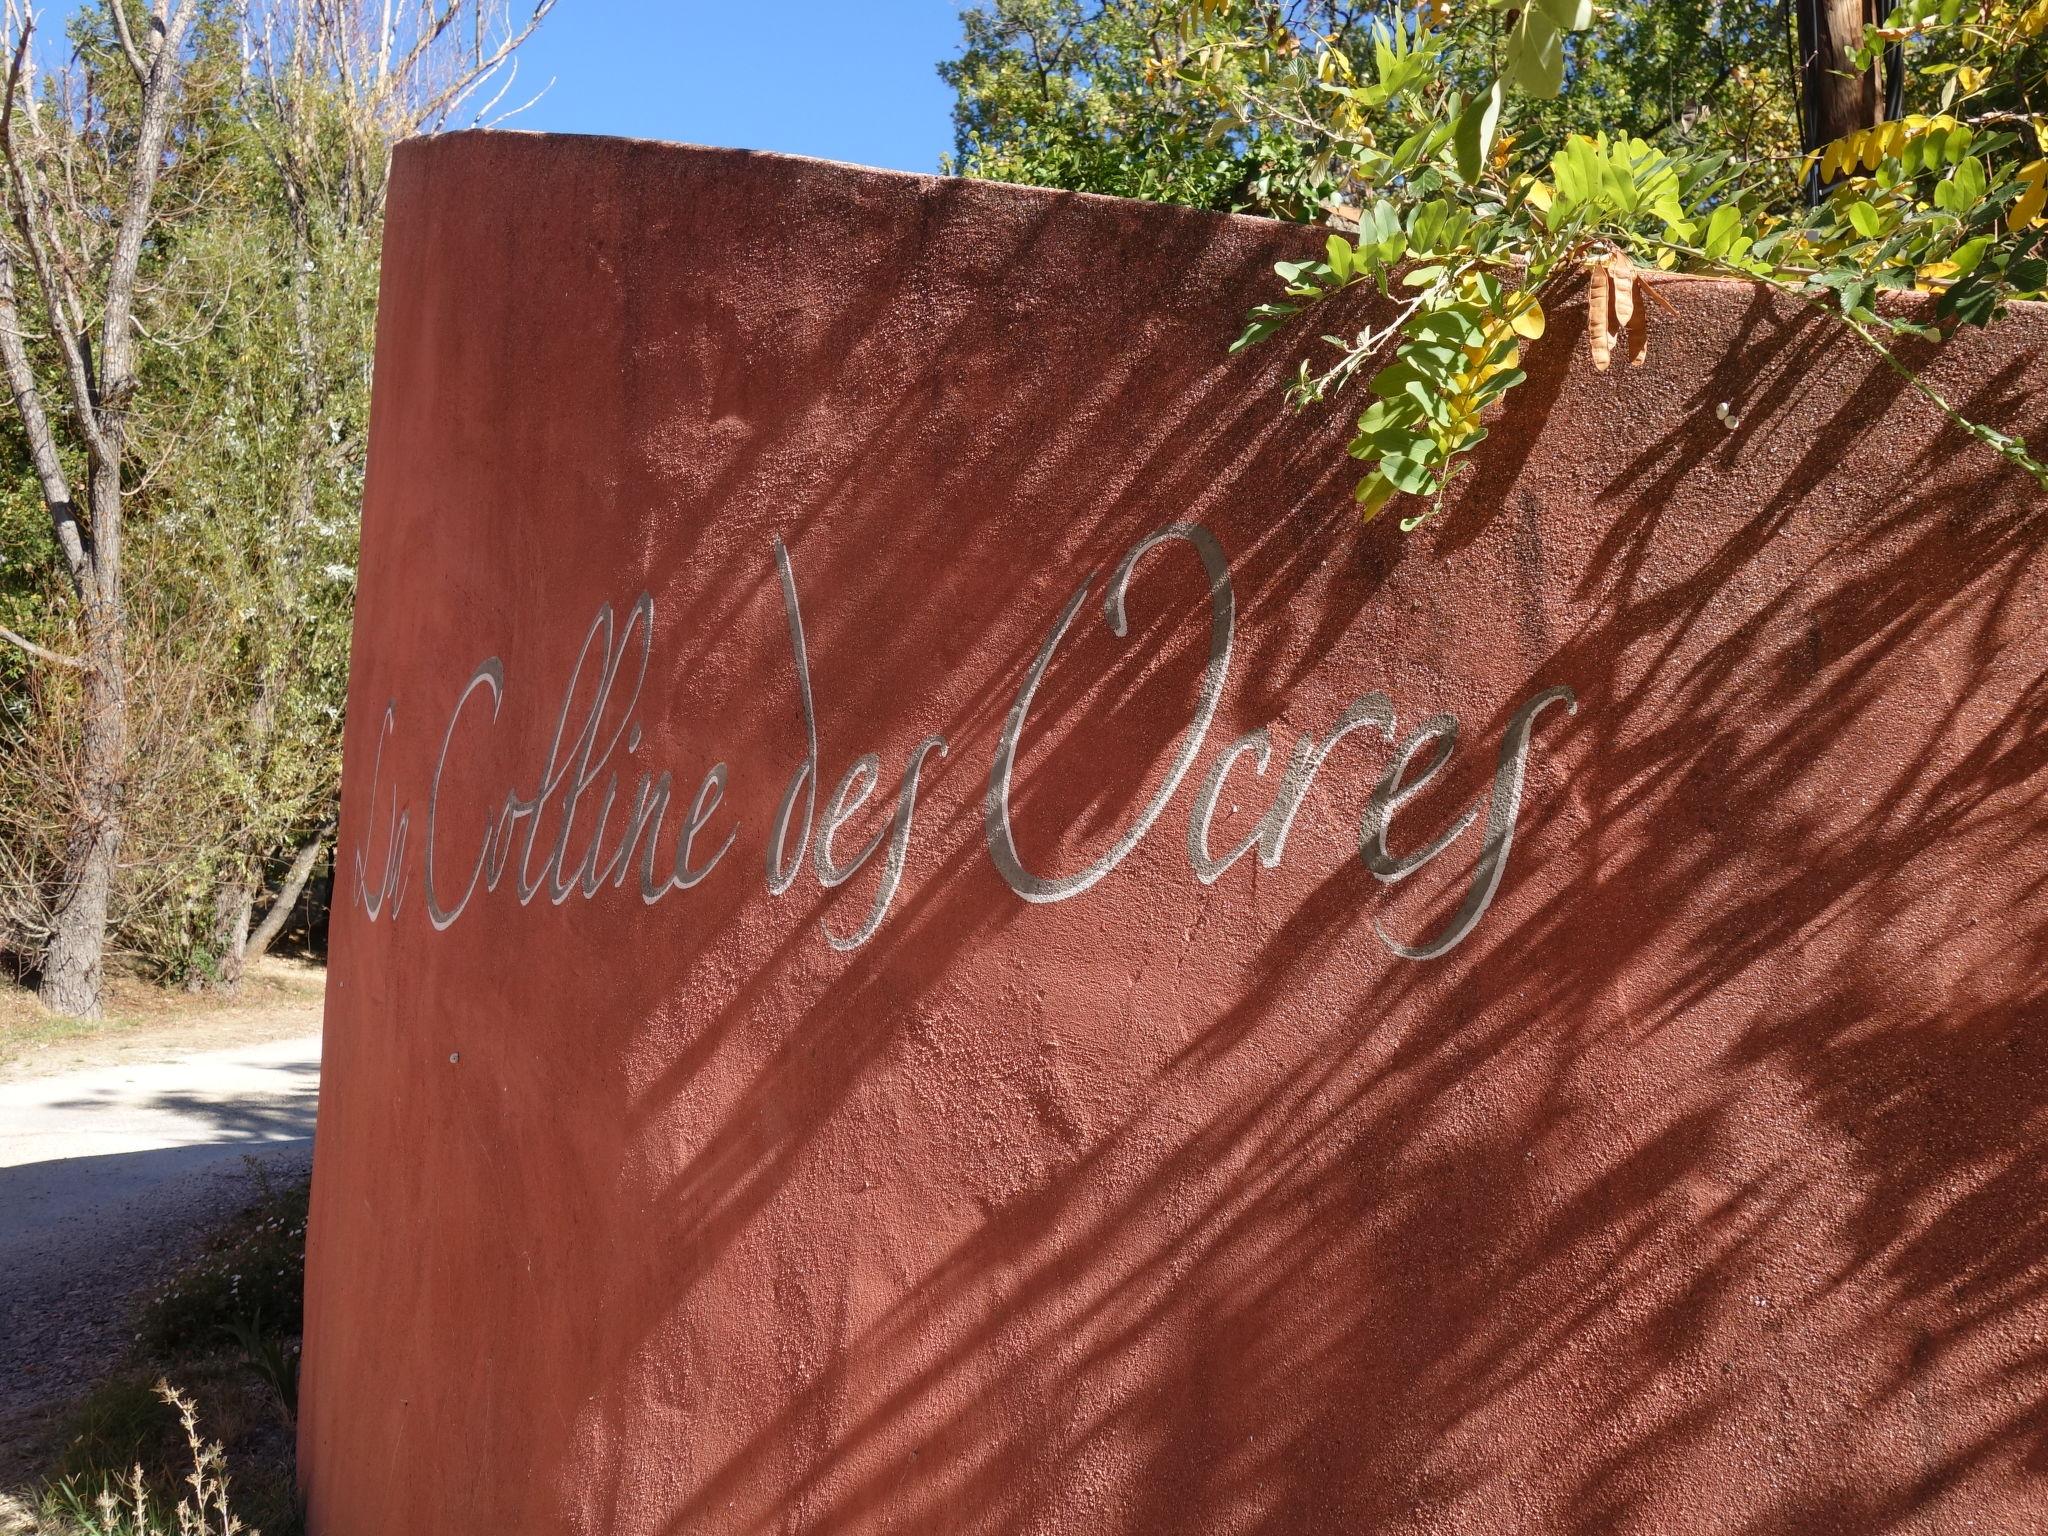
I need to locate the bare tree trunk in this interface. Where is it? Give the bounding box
[199,664,283,991]
[1797,0,1881,161]
[246,829,327,963]
[197,870,254,989]
[41,618,123,1016]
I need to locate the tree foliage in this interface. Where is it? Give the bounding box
[944,0,2048,525]
[0,0,552,999]
[941,0,1290,206]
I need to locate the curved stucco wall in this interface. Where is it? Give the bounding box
[301,131,2048,1534]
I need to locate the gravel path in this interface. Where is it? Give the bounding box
[0,1035,320,1422]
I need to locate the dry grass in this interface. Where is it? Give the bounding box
[0,1174,310,1535]
[0,960,324,1081]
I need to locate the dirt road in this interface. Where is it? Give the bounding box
[0,980,322,1423]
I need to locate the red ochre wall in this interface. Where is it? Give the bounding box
[300,131,2048,1535]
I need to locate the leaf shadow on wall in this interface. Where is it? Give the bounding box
[376,159,2048,1536]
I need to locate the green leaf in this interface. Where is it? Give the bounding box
[1412,306,1483,344]
[1939,274,1997,326]
[1953,155,1987,207]
[1380,451,1436,494]
[1535,0,1595,30]
[1326,234,1354,284]
[1373,36,1400,87]
[1951,234,1992,275]
[1405,340,1463,371]
[1370,361,1425,398]
[2008,256,2048,294]
[1356,472,1398,519]
[1409,199,1448,254]
[1472,366,1528,403]
[1229,304,1295,353]
[1551,137,1590,206]
[1404,376,1450,422]
[1506,11,1566,98]
[1704,202,1742,257]
[1452,81,1506,186]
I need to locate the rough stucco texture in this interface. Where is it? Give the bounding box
[300,131,2048,1535]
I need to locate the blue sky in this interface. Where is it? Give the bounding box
[34,3,968,174]
[511,3,968,173]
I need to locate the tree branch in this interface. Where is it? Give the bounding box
[109,0,150,85]
[245,822,331,961]
[0,232,90,597]
[0,622,86,669]
[98,0,201,419]
[0,15,115,468]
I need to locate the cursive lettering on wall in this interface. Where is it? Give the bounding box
[354,522,1577,958]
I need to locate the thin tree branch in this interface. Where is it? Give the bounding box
[109,0,151,85]
[0,209,90,596]
[99,0,202,418]
[0,622,86,669]
[0,14,116,468]
[385,0,464,103]
[245,821,331,960]
[0,13,26,143]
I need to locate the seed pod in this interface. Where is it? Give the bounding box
[1588,261,1613,371]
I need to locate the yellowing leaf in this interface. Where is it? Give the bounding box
[1510,294,1546,339]
[2010,161,2048,232]
[1356,472,1397,521]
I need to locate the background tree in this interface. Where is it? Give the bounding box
[183,0,556,991]
[0,0,554,1013]
[941,0,1322,209]
[943,0,2048,523]
[0,0,204,1017]
[944,0,1804,213]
